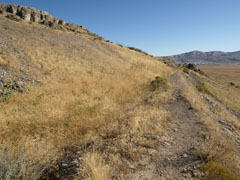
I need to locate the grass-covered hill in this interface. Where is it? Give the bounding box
[0,4,240,180]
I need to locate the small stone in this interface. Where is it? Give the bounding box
[129,164,135,169]
[164,142,170,146]
[192,171,199,177]
[62,163,68,168]
[72,160,79,164]
[148,149,157,155]
[182,153,188,158]
[181,168,188,173]
[188,107,193,110]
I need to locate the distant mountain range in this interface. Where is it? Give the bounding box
[169,50,240,65]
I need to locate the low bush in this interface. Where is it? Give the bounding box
[0,140,58,180]
[183,67,189,74]
[201,161,239,180]
[150,76,168,91]
[0,80,23,102]
[196,84,211,94]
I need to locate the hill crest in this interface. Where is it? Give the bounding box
[169,50,240,65]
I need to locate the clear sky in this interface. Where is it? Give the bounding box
[1,0,240,56]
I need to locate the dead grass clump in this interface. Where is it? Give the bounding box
[76,152,113,180]
[198,135,235,164]
[201,161,239,180]
[0,57,7,67]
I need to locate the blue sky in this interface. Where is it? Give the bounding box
[1,0,240,56]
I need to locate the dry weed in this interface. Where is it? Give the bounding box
[76,152,113,180]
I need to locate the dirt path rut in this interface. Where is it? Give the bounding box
[128,71,206,180]
[156,71,205,180]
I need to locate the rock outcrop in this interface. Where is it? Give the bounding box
[0,3,65,26]
[0,3,104,40]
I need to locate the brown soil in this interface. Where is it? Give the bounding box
[127,71,207,180]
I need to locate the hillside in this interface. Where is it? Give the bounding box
[170,50,240,64]
[0,4,240,180]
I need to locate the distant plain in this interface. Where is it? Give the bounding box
[200,64,240,113]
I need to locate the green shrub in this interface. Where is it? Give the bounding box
[196,84,210,94]
[183,67,189,74]
[201,161,239,180]
[150,76,168,91]
[0,80,23,102]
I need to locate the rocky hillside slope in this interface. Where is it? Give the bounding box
[170,50,240,64]
[0,4,240,180]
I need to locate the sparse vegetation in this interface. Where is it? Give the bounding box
[0,140,58,180]
[196,84,211,94]
[150,76,168,91]
[76,153,113,180]
[1,8,240,180]
[201,161,239,180]
[183,67,189,74]
[200,65,240,113]
[0,80,23,102]
[0,14,174,179]
[5,81,22,92]
[0,57,7,67]
[127,46,153,57]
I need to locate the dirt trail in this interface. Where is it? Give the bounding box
[128,71,205,180]
[156,72,205,180]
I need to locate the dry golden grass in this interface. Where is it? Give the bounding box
[180,71,240,178]
[0,17,172,146]
[200,65,240,113]
[2,15,240,180]
[76,152,113,180]
[0,16,175,179]
[0,56,7,67]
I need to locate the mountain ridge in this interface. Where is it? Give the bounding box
[169,50,240,64]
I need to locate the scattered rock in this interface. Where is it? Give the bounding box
[186,63,198,71]
[182,153,188,158]
[163,142,170,146]
[218,119,235,131]
[0,3,65,25]
[17,6,31,21]
[148,149,157,155]
[159,57,179,67]
[230,82,235,86]
[7,4,17,14]
[61,163,68,168]
[59,19,65,25]
[0,3,105,40]
[173,128,178,132]
[202,134,210,140]
[123,159,136,170]
[188,106,193,110]
[5,14,21,21]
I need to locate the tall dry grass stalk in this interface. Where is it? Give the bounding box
[76,152,113,180]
